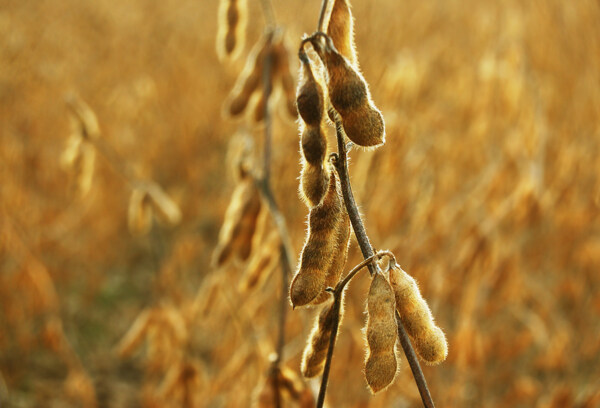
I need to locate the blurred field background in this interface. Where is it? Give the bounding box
[1,0,600,407]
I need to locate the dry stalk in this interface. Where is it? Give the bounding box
[328,122,436,408]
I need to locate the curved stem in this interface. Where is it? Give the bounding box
[335,250,395,294]
[331,124,377,276]
[315,250,394,408]
[331,122,435,408]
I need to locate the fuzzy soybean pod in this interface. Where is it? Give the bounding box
[326,0,357,67]
[365,273,398,393]
[312,35,385,148]
[216,0,247,61]
[290,173,343,307]
[301,295,345,378]
[389,266,448,365]
[299,125,329,208]
[297,52,330,207]
[310,209,350,305]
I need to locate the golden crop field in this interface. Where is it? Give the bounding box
[1,0,599,407]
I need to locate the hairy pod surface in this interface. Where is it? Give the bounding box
[300,156,330,208]
[212,176,262,267]
[296,54,325,127]
[300,124,327,166]
[312,36,385,147]
[389,266,448,365]
[290,174,343,307]
[327,0,357,66]
[310,208,350,305]
[365,273,398,393]
[216,0,247,61]
[301,296,344,378]
[296,55,329,207]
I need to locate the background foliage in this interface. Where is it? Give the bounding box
[1,0,599,406]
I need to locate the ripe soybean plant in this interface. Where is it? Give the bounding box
[290,0,447,406]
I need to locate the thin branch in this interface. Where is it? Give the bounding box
[316,292,341,408]
[330,123,377,276]
[331,121,435,407]
[317,0,329,32]
[336,250,395,294]
[256,29,297,408]
[259,34,281,408]
[315,250,394,408]
[396,311,435,408]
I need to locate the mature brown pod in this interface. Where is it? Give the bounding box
[299,122,329,208]
[297,52,329,207]
[290,173,343,307]
[296,51,325,127]
[389,266,448,365]
[299,155,330,208]
[301,295,344,378]
[212,175,262,266]
[326,0,357,66]
[312,35,385,147]
[365,273,398,393]
[310,209,350,305]
[216,0,247,61]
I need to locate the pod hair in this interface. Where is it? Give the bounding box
[310,209,350,305]
[364,273,398,393]
[311,34,385,148]
[389,265,448,365]
[299,127,329,208]
[290,173,343,307]
[296,50,330,207]
[301,295,345,378]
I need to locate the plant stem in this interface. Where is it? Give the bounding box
[331,124,377,276]
[337,250,395,293]
[257,30,295,408]
[331,123,435,407]
[315,292,340,408]
[396,311,435,408]
[315,250,394,408]
[317,0,329,31]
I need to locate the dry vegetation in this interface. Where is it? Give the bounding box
[1,0,600,407]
